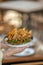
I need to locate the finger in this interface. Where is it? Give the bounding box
[16,46,28,48]
[23,46,28,48]
[1,43,9,49]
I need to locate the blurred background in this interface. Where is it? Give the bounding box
[0,0,43,42]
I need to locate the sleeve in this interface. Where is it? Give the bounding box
[0,50,3,65]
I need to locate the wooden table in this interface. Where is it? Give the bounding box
[3,54,43,64]
[12,62,43,65]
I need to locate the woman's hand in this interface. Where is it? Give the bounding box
[1,43,9,49]
[3,46,28,58]
[1,43,28,58]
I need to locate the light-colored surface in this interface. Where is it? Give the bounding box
[13,48,35,56]
[0,1,43,12]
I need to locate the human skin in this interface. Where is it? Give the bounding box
[1,43,28,58]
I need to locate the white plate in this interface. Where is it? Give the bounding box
[2,48,35,57]
[0,34,36,48]
[4,37,36,47]
[13,48,35,56]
